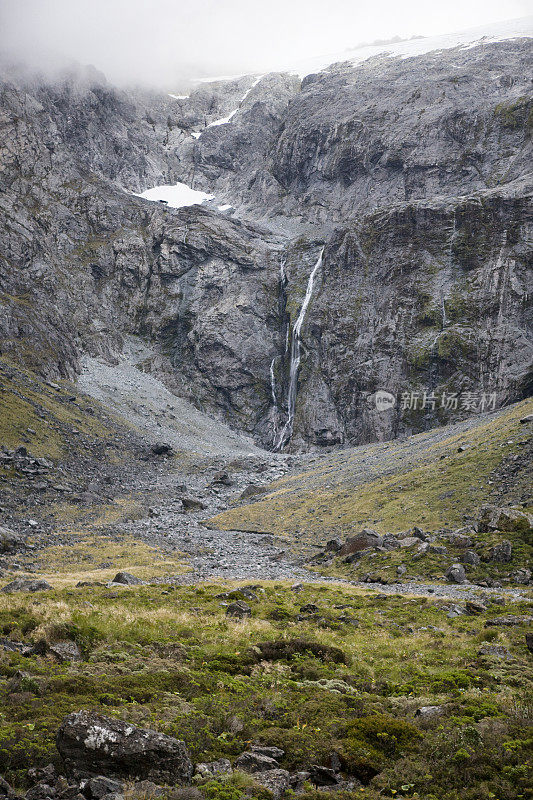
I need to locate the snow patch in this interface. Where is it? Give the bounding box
[218,204,232,211]
[169,93,190,100]
[193,75,264,138]
[135,181,214,209]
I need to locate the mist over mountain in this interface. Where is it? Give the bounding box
[1,0,531,87]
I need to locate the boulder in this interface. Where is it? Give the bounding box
[49,641,83,663]
[226,601,251,619]
[489,540,512,563]
[210,471,233,486]
[0,526,25,554]
[252,770,290,800]
[325,537,343,552]
[446,530,473,548]
[461,550,480,566]
[234,751,279,773]
[478,505,533,534]
[83,776,124,799]
[1,578,53,593]
[180,497,206,512]
[308,766,340,786]
[526,633,533,653]
[519,414,533,424]
[465,600,487,614]
[511,568,531,584]
[112,572,144,586]
[194,759,232,779]
[338,529,383,557]
[56,711,193,783]
[250,746,285,760]
[398,537,419,548]
[445,563,467,584]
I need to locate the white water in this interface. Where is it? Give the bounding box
[275,248,324,450]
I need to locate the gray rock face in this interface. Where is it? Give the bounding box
[56,711,193,783]
[1,40,532,450]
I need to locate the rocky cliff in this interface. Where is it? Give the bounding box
[0,39,531,449]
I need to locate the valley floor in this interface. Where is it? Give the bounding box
[0,351,531,800]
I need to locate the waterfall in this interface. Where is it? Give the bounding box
[274,247,324,450]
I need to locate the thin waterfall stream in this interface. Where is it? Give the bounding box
[274,247,324,451]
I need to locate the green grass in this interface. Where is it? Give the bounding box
[0,581,531,800]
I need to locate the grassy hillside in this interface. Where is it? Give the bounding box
[209,399,533,544]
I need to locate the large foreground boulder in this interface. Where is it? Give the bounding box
[56,711,193,783]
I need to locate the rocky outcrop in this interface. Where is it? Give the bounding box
[1,40,531,450]
[56,711,193,783]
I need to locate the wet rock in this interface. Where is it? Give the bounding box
[226,601,251,619]
[478,505,533,534]
[489,540,512,563]
[1,578,53,593]
[49,640,83,663]
[445,564,467,584]
[56,711,193,783]
[194,759,232,779]
[112,572,144,586]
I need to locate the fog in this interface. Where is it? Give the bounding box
[0,0,530,88]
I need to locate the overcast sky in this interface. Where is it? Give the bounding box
[0,0,531,87]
